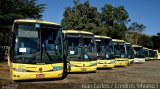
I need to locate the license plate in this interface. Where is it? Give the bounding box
[36,74,45,78]
[81,68,86,71]
[103,65,107,67]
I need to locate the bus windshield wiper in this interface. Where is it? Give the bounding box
[28,52,41,63]
[42,43,53,62]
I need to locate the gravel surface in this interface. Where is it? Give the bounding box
[0,60,160,89]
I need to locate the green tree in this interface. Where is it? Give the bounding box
[139,34,153,48]
[0,0,45,45]
[152,33,160,49]
[101,4,130,39]
[127,22,146,44]
[61,0,100,33]
[157,33,160,36]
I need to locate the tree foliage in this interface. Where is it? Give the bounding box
[100,4,130,39]
[0,0,45,45]
[139,34,153,48]
[126,22,146,44]
[139,33,160,49]
[62,1,130,40]
[61,0,100,33]
[152,33,160,49]
[128,22,146,33]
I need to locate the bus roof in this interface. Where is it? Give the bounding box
[148,49,153,51]
[94,35,111,39]
[125,42,131,45]
[112,39,125,43]
[14,19,60,26]
[132,45,142,48]
[143,47,148,50]
[153,49,158,52]
[62,30,94,35]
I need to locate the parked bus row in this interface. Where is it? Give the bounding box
[7,19,160,81]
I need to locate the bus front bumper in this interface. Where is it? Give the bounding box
[68,66,97,72]
[97,64,114,68]
[114,62,128,66]
[134,58,145,63]
[114,58,128,67]
[97,59,115,68]
[11,70,63,80]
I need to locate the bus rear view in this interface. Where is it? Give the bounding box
[8,19,65,80]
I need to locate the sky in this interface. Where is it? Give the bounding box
[37,0,160,35]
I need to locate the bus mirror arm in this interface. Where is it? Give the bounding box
[9,32,15,47]
[8,32,15,66]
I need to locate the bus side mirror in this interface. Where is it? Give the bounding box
[8,32,15,66]
[63,39,68,55]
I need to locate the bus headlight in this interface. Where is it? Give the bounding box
[91,63,97,66]
[110,61,115,64]
[13,68,27,72]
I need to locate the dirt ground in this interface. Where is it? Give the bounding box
[0,60,160,89]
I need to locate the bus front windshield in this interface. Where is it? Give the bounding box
[14,23,62,64]
[82,35,97,60]
[114,42,126,58]
[96,38,114,59]
[66,34,82,61]
[133,47,144,58]
[126,44,134,58]
[149,50,155,57]
[144,49,149,57]
[66,34,96,61]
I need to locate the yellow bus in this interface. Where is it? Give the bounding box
[143,47,149,61]
[125,42,134,65]
[112,39,128,67]
[95,35,115,69]
[132,45,145,63]
[8,19,66,80]
[154,50,160,60]
[63,30,97,72]
[147,49,156,60]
